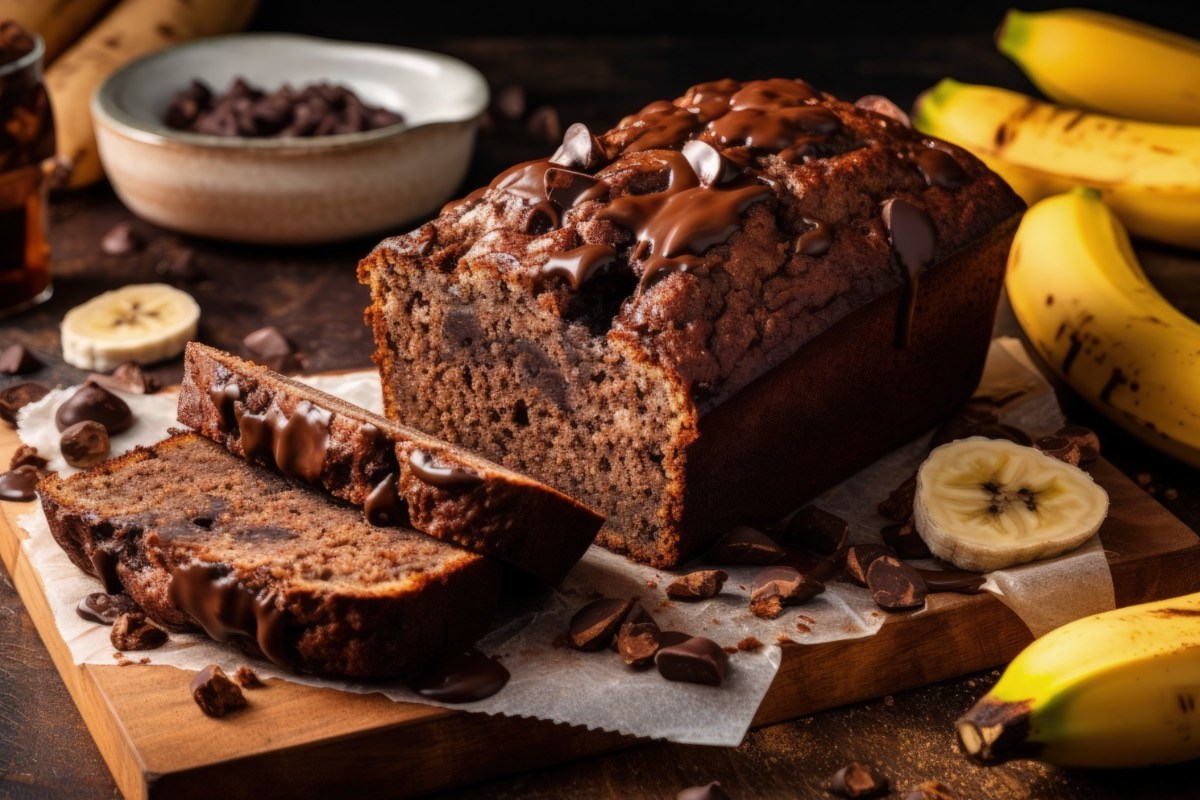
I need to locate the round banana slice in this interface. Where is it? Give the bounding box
[913,436,1109,572]
[61,283,200,371]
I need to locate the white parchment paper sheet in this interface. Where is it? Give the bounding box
[12,337,1114,745]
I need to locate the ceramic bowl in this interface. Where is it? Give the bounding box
[92,34,488,245]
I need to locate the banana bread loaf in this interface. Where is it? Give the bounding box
[359,78,1024,567]
[177,343,602,584]
[40,433,501,678]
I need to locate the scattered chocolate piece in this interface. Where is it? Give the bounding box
[617,620,662,667]
[527,105,563,144]
[878,473,918,521]
[110,612,168,651]
[550,122,606,170]
[736,637,763,652]
[913,568,985,595]
[568,597,634,651]
[235,665,264,688]
[881,520,932,559]
[89,361,159,395]
[707,526,783,566]
[785,506,848,555]
[492,85,526,121]
[655,636,729,687]
[0,344,42,375]
[845,544,895,587]
[1055,424,1100,464]
[1034,434,1081,466]
[156,247,202,282]
[190,664,248,717]
[749,566,824,619]
[76,592,138,625]
[408,649,510,703]
[828,762,889,798]
[9,444,47,470]
[100,222,142,256]
[243,325,298,372]
[55,382,134,434]
[666,569,728,601]
[0,465,43,501]
[867,556,928,611]
[855,95,911,126]
[677,781,733,800]
[60,420,111,468]
[905,780,960,800]
[0,382,49,424]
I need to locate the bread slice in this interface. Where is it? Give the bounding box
[39,433,502,679]
[177,343,602,584]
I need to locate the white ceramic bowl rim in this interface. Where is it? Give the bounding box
[93,33,489,151]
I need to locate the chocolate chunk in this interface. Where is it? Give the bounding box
[89,361,159,395]
[0,382,49,424]
[100,222,143,256]
[877,473,918,522]
[617,621,662,667]
[666,569,728,601]
[682,139,743,187]
[156,247,203,282]
[855,95,911,127]
[904,780,960,800]
[76,592,138,625]
[543,167,607,209]
[110,612,168,650]
[828,762,889,798]
[527,105,562,144]
[10,444,47,470]
[0,344,42,375]
[749,566,824,619]
[1034,434,1082,466]
[677,781,733,800]
[913,568,985,595]
[0,465,43,501]
[408,649,510,703]
[881,520,932,559]
[785,506,849,555]
[707,526,783,566]
[917,148,968,190]
[795,217,833,256]
[60,420,111,468]
[234,665,264,688]
[550,122,606,170]
[867,556,928,611]
[655,636,729,687]
[492,85,526,121]
[408,449,483,488]
[568,597,634,651]
[846,544,895,587]
[882,197,936,276]
[190,664,248,717]
[243,325,298,373]
[1055,425,1100,464]
[55,382,134,434]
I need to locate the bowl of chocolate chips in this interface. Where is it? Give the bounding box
[91,34,488,244]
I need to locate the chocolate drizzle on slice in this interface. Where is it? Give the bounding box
[881,197,937,347]
[233,400,331,485]
[365,473,407,526]
[408,449,483,489]
[544,167,609,209]
[541,244,617,290]
[169,561,292,668]
[408,649,510,703]
[89,543,124,594]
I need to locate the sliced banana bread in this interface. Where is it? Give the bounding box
[177,343,603,584]
[40,433,502,679]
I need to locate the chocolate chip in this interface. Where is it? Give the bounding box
[1055,425,1100,464]
[1034,434,1081,466]
[877,473,918,522]
[666,569,728,601]
[76,592,138,625]
[156,247,202,282]
[795,218,833,256]
[100,222,143,256]
[110,612,168,650]
[568,597,633,651]
[707,526,783,566]
[0,381,49,424]
[655,636,729,687]
[235,665,264,688]
[617,621,661,667]
[785,506,848,555]
[855,95,911,127]
[9,444,47,470]
[845,544,895,587]
[881,519,932,559]
[828,762,889,798]
[904,781,960,800]
[190,664,247,717]
[682,139,743,187]
[917,148,968,190]
[55,382,134,435]
[749,566,824,619]
[243,325,298,373]
[60,420,111,468]
[550,122,607,171]
[526,105,562,144]
[89,361,159,395]
[492,85,526,121]
[867,556,927,611]
[0,344,42,375]
[882,197,936,276]
[677,781,733,800]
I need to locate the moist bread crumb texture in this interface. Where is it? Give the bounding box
[359,78,1024,567]
[40,433,501,678]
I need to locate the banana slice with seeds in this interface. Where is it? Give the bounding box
[61,283,200,371]
[913,437,1108,572]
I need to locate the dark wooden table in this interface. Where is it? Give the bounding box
[3,28,1200,800]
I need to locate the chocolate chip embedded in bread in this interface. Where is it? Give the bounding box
[235,666,265,688]
[867,556,928,611]
[60,421,111,468]
[568,597,633,651]
[1055,425,1100,463]
[0,344,42,375]
[676,781,733,800]
[828,762,889,798]
[706,526,783,566]
[785,505,849,555]
[749,566,824,619]
[666,569,728,601]
[190,664,248,717]
[845,544,895,587]
[655,635,729,687]
[110,612,168,651]
[55,382,134,434]
[881,519,932,559]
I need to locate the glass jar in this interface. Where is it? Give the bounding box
[0,26,55,317]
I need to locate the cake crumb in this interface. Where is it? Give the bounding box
[235,666,264,688]
[796,622,812,634]
[1165,488,1180,500]
[1137,472,1152,486]
[723,646,738,655]
[645,580,658,588]
[737,636,763,652]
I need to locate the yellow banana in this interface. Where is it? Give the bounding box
[912,79,1200,250]
[997,8,1200,125]
[958,592,1200,768]
[1004,188,1200,468]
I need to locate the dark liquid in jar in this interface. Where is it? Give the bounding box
[0,166,50,310]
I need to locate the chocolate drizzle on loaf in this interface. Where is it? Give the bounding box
[541,244,617,290]
[365,473,406,526]
[882,197,937,347]
[231,396,331,484]
[409,449,483,489]
[169,560,292,667]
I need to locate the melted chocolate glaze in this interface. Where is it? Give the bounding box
[232,398,331,485]
[89,544,123,594]
[408,449,483,489]
[170,561,292,668]
[881,197,936,347]
[541,244,617,290]
[795,218,833,256]
[407,649,510,703]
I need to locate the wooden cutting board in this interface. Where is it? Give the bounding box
[1,421,1197,800]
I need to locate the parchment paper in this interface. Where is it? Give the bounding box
[11,337,1114,745]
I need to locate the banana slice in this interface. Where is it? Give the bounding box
[913,437,1108,572]
[61,283,200,371]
